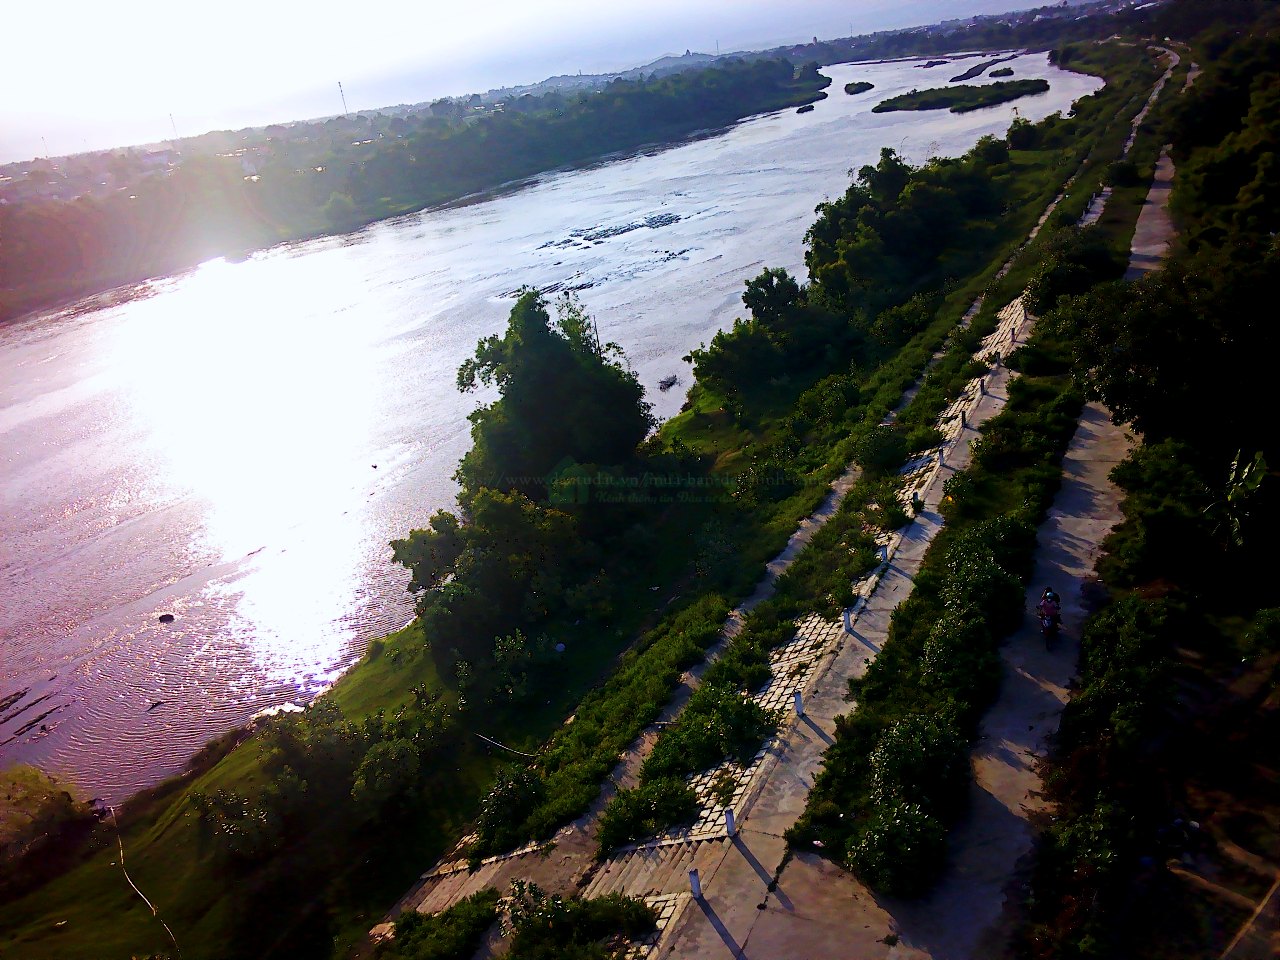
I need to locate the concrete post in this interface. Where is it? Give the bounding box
[725,808,737,837]
[689,868,702,899]
[843,607,854,634]
[911,491,921,512]
[960,410,967,429]
[793,689,804,716]
[979,378,986,396]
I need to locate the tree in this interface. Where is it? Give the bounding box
[455,290,652,500]
[351,738,420,814]
[390,510,465,592]
[742,267,801,328]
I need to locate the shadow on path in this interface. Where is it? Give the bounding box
[801,714,834,745]
[733,835,773,887]
[698,898,744,957]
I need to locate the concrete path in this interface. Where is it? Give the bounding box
[1125,147,1176,278]
[660,404,1136,959]
[1080,45,1180,227]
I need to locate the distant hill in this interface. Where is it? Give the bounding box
[477,51,722,104]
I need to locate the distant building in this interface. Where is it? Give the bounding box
[139,149,180,171]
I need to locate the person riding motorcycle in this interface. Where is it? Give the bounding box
[1037,587,1062,625]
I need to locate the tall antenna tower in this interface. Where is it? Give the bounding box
[338,82,349,116]
[169,113,179,141]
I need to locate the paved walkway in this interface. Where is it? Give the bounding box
[1080,45,1179,227]
[659,403,1135,959]
[1125,147,1176,278]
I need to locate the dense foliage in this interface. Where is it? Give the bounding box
[1022,12,1280,956]
[391,291,652,672]
[506,882,656,960]
[381,890,500,960]
[787,308,1091,895]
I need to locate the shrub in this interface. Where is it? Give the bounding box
[596,779,698,853]
[905,424,945,453]
[641,683,779,781]
[383,889,500,960]
[473,768,546,856]
[845,800,947,897]
[853,425,909,476]
[507,882,656,959]
[920,611,1001,723]
[878,499,911,531]
[867,714,969,818]
[1104,159,1141,187]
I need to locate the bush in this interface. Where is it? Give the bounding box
[1105,159,1142,187]
[920,611,1001,722]
[845,800,947,897]
[383,889,500,960]
[473,768,546,856]
[867,714,969,818]
[905,424,945,453]
[507,882,657,959]
[853,425,909,476]
[943,553,1023,623]
[641,683,779,781]
[596,779,698,854]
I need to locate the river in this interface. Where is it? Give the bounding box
[0,55,1102,803]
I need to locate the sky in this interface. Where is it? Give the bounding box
[3,0,1046,164]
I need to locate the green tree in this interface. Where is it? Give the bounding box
[456,290,652,500]
[351,739,421,814]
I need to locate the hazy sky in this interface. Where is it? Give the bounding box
[4,0,1042,163]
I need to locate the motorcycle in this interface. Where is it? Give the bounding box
[1039,611,1060,648]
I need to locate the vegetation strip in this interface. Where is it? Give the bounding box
[873,78,1050,114]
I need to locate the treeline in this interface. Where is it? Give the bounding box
[798,0,1272,69]
[0,58,826,324]
[1020,13,1280,956]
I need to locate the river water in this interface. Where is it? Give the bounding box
[0,55,1101,802]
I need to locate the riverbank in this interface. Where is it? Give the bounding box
[0,64,829,329]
